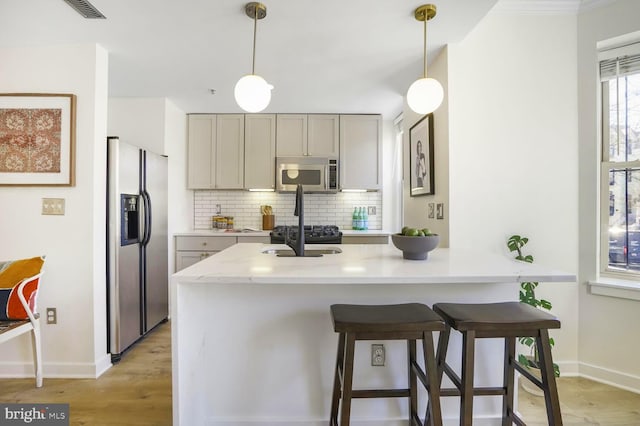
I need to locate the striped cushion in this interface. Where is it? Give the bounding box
[0,256,45,320]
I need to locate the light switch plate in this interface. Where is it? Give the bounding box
[42,198,65,215]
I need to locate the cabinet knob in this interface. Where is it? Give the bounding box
[202,242,207,246]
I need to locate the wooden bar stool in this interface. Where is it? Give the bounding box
[329,303,445,426]
[430,302,562,426]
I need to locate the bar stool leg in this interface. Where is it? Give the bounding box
[340,333,357,426]
[460,330,476,426]
[408,339,419,423]
[426,325,451,423]
[537,329,563,426]
[423,331,443,426]
[502,337,516,426]
[330,332,346,425]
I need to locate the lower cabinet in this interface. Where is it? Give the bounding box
[342,235,389,244]
[175,235,270,272]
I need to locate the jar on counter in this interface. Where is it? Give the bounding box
[212,216,226,229]
[226,216,234,230]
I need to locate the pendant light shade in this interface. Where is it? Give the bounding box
[407,4,443,115]
[235,2,273,113]
[407,77,443,115]
[235,75,273,113]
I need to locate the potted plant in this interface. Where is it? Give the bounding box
[507,235,560,395]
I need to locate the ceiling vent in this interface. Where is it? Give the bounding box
[62,0,106,19]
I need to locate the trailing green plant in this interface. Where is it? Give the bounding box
[507,235,560,377]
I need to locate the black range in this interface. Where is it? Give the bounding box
[269,225,342,244]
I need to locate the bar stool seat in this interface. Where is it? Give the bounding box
[330,303,445,426]
[431,302,562,426]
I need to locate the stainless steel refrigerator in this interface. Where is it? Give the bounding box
[106,137,168,362]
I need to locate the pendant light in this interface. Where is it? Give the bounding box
[235,2,273,113]
[406,4,444,115]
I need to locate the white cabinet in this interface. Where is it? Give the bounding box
[175,235,270,272]
[276,114,307,156]
[342,234,389,244]
[187,114,245,189]
[175,236,237,272]
[339,115,382,190]
[244,114,276,190]
[276,114,339,157]
[187,115,215,189]
[215,115,245,188]
[176,251,210,272]
[308,115,339,157]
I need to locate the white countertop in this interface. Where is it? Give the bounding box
[172,242,575,285]
[174,229,270,237]
[174,229,390,237]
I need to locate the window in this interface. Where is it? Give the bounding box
[600,44,640,276]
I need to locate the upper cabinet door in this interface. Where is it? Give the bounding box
[339,115,382,191]
[187,115,216,189]
[244,114,276,190]
[276,114,307,156]
[308,114,339,157]
[215,114,245,189]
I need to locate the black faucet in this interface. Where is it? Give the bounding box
[285,184,305,256]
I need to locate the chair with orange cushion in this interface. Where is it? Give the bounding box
[0,256,46,387]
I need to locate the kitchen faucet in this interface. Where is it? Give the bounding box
[285,184,305,256]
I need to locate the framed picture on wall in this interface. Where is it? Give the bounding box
[0,93,76,186]
[409,113,434,197]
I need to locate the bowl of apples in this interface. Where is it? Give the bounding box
[391,227,440,260]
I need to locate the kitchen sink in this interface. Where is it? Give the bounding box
[261,247,342,257]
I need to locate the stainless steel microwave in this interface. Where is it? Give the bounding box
[276,157,338,193]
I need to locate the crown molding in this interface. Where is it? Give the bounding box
[491,0,616,15]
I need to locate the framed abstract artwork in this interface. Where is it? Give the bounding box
[409,113,434,197]
[0,93,76,186]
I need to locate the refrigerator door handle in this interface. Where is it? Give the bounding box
[142,190,152,246]
[138,194,146,245]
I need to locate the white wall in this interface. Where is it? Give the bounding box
[403,47,451,246]
[108,98,168,154]
[0,44,110,378]
[446,13,580,371]
[164,100,191,277]
[107,97,190,289]
[578,0,640,391]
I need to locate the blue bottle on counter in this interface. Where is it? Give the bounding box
[352,207,359,230]
[357,207,364,230]
[363,207,369,230]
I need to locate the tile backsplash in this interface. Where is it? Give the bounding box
[194,190,382,230]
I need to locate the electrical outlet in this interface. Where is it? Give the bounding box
[46,308,57,324]
[371,344,385,366]
[42,198,65,215]
[214,204,222,215]
[367,206,376,216]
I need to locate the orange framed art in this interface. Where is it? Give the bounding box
[0,93,76,186]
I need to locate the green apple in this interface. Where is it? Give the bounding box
[404,228,420,236]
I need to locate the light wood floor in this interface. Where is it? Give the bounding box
[2,321,640,425]
[0,321,172,425]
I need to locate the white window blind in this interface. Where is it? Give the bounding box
[600,53,640,81]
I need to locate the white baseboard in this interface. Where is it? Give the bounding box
[0,356,113,379]
[556,360,580,377]
[94,353,113,378]
[579,361,640,394]
[207,417,501,426]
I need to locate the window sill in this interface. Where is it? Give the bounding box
[588,277,640,301]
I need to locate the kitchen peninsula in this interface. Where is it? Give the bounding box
[171,243,575,425]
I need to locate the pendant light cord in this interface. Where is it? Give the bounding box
[252,9,258,75]
[423,16,428,78]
